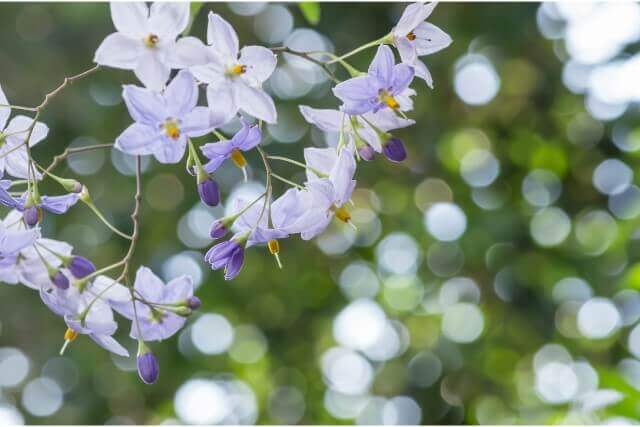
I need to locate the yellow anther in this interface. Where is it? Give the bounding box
[380,91,400,110]
[231,149,247,168]
[267,239,280,255]
[334,206,351,223]
[64,327,78,342]
[143,33,159,48]
[407,31,417,41]
[229,64,247,75]
[163,120,181,140]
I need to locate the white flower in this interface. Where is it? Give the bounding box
[94,2,207,91]
[391,2,452,87]
[190,12,278,124]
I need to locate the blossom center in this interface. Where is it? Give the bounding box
[267,239,280,255]
[230,149,247,168]
[407,31,417,41]
[227,64,247,76]
[333,205,351,223]
[143,34,159,48]
[162,119,181,140]
[379,90,399,109]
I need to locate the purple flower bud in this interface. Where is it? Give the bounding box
[69,256,96,279]
[198,177,220,207]
[382,137,407,162]
[137,350,159,384]
[205,239,245,280]
[23,206,41,227]
[51,271,69,290]
[357,143,376,161]
[187,296,201,310]
[209,220,228,239]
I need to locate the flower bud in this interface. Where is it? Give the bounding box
[59,178,83,194]
[23,206,41,227]
[137,345,159,385]
[209,219,229,239]
[68,256,96,279]
[197,177,220,207]
[51,270,69,290]
[382,137,407,162]
[187,296,201,310]
[357,143,376,161]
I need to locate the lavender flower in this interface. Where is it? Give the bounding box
[0,181,79,227]
[67,256,96,279]
[382,137,407,162]
[200,121,261,175]
[197,176,221,207]
[204,234,247,280]
[333,45,415,115]
[115,70,221,164]
[137,343,159,384]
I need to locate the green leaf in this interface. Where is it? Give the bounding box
[183,2,204,36]
[299,2,321,25]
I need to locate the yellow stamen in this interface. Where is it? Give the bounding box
[267,239,280,255]
[334,206,351,223]
[231,149,247,168]
[380,92,399,109]
[163,120,181,140]
[64,327,78,342]
[407,31,417,41]
[229,64,247,75]
[143,34,159,48]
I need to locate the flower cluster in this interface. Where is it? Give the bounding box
[0,1,450,384]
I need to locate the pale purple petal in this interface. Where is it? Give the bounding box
[413,22,452,56]
[299,106,343,132]
[152,136,187,164]
[115,123,163,156]
[0,84,10,130]
[233,83,277,124]
[3,143,35,180]
[271,188,308,229]
[190,57,226,85]
[239,45,277,84]
[122,85,167,125]
[206,82,238,125]
[134,266,165,302]
[148,2,190,40]
[299,212,332,240]
[182,107,214,138]
[110,2,149,38]
[225,248,244,280]
[233,123,262,151]
[162,275,193,302]
[134,51,171,91]
[40,193,79,214]
[368,45,395,86]
[394,2,437,37]
[89,334,130,357]
[304,147,337,182]
[390,64,414,94]
[207,12,239,60]
[5,115,48,146]
[94,33,142,69]
[330,150,357,206]
[164,70,198,118]
[0,185,19,209]
[412,60,433,87]
[0,227,38,255]
[396,37,417,64]
[170,36,210,68]
[333,76,379,102]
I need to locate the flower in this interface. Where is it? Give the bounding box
[197,176,221,207]
[0,220,39,261]
[137,343,159,384]
[299,105,414,158]
[283,148,357,240]
[333,45,415,115]
[190,12,278,124]
[0,85,48,179]
[92,266,196,341]
[66,256,96,279]
[391,2,452,87]
[200,120,261,174]
[0,180,79,227]
[204,234,246,280]
[382,137,407,162]
[94,2,207,91]
[115,71,219,164]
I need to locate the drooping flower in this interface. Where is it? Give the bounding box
[190,12,278,124]
[200,120,261,176]
[204,233,247,280]
[197,176,220,207]
[66,256,96,279]
[299,105,414,160]
[333,45,415,115]
[94,2,207,91]
[390,2,452,87]
[283,148,357,240]
[91,266,196,341]
[115,70,220,164]
[0,85,48,179]
[0,180,79,227]
[137,342,159,384]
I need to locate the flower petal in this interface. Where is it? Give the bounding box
[333,76,379,102]
[94,33,142,69]
[115,123,163,156]
[182,107,214,138]
[122,85,167,125]
[207,12,239,60]
[233,83,277,124]
[5,115,48,146]
[169,36,210,68]
[149,2,190,40]
[412,59,433,88]
[330,150,357,206]
[40,193,79,214]
[396,36,417,64]
[390,63,415,94]
[368,45,395,86]
[394,2,437,37]
[134,266,165,302]
[89,334,130,357]
[134,51,171,91]
[110,2,149,38]
[163,275,193,302]
[190,54,226,85]
[164,70,198,118]
[153,136,187,164]
[239,45,277,85]
[299,106,343,132]
[0,84,9,130]
[206,82,237,126]
[413,22,452,56]
[304,147,337,182]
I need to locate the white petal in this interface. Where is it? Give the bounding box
[5,115,48,146]
[394,2,437,37]
[239,45,277,85]
[206,82,237,126]
[414,22,452,56]
[94,32,141,69]
[412,60,434,88]
[122,85,167,125]
[149,2,190,39]
[115,123,163,156]
[299,105,343,132]
[190,56,226,85]
[110,2,149,38]
[134,52,171,91]
[233,83,277,124]
[169,36,210,68]
[396,37,417,64]
[164,70,198,118]
[304,147,337,181]
[0,84,9,130]
[207,12,239,60]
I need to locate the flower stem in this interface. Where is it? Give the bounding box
[326,36,388,65]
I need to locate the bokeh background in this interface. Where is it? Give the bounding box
[1,1,640,424]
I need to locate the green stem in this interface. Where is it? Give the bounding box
[327,36,389,65]
[267,155,328,178]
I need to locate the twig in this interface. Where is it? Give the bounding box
[271,46,340,83]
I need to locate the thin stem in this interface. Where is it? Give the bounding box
[326,36,388,64]
[34,65,100,112]
[271,46,341,83]
[267,155,327,178]
[83,200,132,240]
[116,156,143,283]
[44,143,113,173]
[255,145,272,228]
[271,173,304,190]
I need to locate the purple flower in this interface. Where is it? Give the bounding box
[0,181,79,226]
[137,345,159,384]
[382,137,407,162]
[67,256,96,279]
[50,270,70,290]
[187,296,201,310]
[190,12,278,124]
[0,85,48,179]
[209,218,230,239]
[91,266,195,341]
[204,235,246,280]
[391,2,452,86]
[115,70,221,164]
[358,143,376,161]
[197,176,220,207]
[200,121,261,174]
[333,45,415,115]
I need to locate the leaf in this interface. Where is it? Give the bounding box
[299,2,321,25]
[183,2,204,36]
